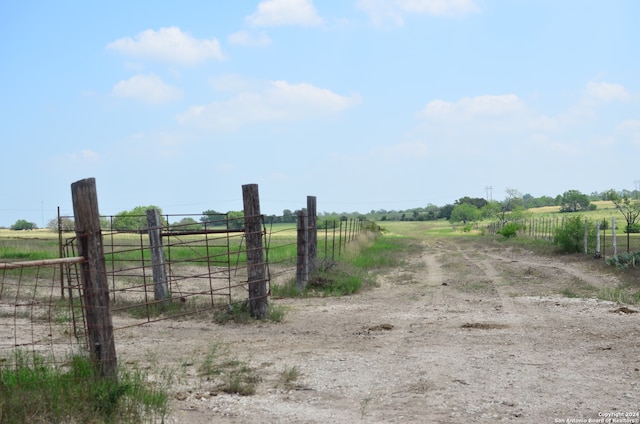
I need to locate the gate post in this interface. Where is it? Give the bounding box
[242,184,268,319]
[71,178,117,378]
[296,210,309,291]
[146,208,170,302]
[307,196,317,274]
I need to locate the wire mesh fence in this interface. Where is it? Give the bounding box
[0,258,86,370]
[487,216,640,257]
[1,208,375,376]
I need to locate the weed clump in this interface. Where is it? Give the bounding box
[0,352,169,423]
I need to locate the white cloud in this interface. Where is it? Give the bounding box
[115,131,189,159]
[357,0,479,27]
[565,81,631,123]
[208,74,255,92]
[177,78,361,130]
[247,0,324,27]
[419,94,524,121]
[412,82,639,161]
[106,27,224,65]
[112,74,183,105]
[228,30,272,46]
[616,119,640,146]
[369,141,428,160]
[584,81,630,104]
[71,149,100,162]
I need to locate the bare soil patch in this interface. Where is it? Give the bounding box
[114,235,640,423]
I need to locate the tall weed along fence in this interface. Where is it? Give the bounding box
[488,215,640,257]
[0,178,374,382]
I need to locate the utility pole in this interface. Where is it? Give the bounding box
[485,186,493,202]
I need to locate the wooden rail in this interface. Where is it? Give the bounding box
[0,256,85,270]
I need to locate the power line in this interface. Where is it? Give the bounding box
[485,186,493,201]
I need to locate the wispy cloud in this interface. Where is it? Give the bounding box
[616,119,640,146]
[418,94,525,122]
[583,81,630,105]
[106,27,224,65]
[228,30,272,46]
[177,77,361,130]
[357,0,479,27]
[112,74,183,105]
[414,81,638,159]
[247,0,324,27]
[369,141,428,161]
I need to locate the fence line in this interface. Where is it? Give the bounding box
[1,179,377,381]
[488,215,640,257]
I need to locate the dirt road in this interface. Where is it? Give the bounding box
[118,234,640,423]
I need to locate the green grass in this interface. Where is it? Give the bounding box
[598,287,640,305]
[0,352,169,423]
[279,365,300,389]
[272,229,410,298]
[197,343,261,396]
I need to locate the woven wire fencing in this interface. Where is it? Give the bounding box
[0,258,86,370]
[1,211,376,373]
[70,213,265,329]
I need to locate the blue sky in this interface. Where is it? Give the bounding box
[1,0,639,227]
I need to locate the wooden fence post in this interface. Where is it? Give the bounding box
[612,216,617,256]
[146,208,170,302]
[602,219,606,259]
[595,221,601,257]
[242,184,268,319]
[307,196,317,274]
[71,178,117,378]
[296,211,309,291]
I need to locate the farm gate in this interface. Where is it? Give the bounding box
[1,178,374,378]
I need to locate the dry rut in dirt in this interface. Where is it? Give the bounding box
[119,235,640,423]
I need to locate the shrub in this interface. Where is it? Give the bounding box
[497,222,522,238]
[606,252,640,268]
[625,223,640,234]
[554,216,595,253]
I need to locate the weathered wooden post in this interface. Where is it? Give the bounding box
[602,219,606,259]
[595,221,601,257]
[146,208,170,302]
[307,196,317,273]
[71,178,117,378]
[296,210,309,291]
[242,184,268,319]
[612,216,617,256]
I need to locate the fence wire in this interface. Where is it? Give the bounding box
[0,261,85,371]
[1,212,375,374]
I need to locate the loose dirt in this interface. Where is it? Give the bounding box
[116,235,640,423]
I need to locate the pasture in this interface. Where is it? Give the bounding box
[2,220,640,423]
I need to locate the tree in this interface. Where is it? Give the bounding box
[605,189,640,252]
[455,196,487,209]
[558,190,591,213]
[47,217,75,232]
[439,204,455,220]
[10,219,37,230]
[282,209,296,223]
[450,203,479,224]
[227,211,244,229]
[480,201,502,219]
[111,206,166,231]
[496,188,524,222]
[170,217,202,231]
[200,209,225,227]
